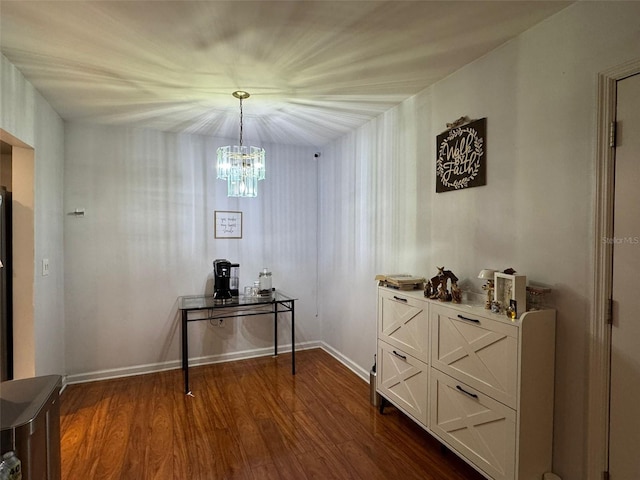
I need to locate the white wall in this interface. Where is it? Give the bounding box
[0,54,66,377]
[63,123,319,378]
[317,3,640,479]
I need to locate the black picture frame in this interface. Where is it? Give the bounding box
[436,117,486,193]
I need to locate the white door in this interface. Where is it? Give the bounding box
[609,72,640,479]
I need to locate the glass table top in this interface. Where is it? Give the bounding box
[178,290,296,310]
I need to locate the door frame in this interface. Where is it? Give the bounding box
[588,58,640,479]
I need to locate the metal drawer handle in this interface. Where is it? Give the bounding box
[393,296,408,303]
[457,314,480,323]
[456,385,479,399]
[392,350,407,360]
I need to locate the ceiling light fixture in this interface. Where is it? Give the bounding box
[217,91,265,197]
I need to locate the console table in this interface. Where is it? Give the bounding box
[178,291,296,395]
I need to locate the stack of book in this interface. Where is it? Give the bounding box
[375,274,426,291]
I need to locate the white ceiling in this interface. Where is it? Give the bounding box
[0,1,570,147]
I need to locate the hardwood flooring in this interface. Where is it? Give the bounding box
[60,348,485,480]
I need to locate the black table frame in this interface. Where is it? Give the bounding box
[178,292,296,395]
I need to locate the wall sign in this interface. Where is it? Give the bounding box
[436,117,486,193]
[214,210,243,239]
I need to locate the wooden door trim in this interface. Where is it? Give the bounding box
[589,59,640,480]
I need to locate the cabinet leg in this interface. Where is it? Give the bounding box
[379,396,387,414]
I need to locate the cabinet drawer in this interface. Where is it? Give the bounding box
[430,369,516,480]
[378,288,429,362]
[377,340,428,426]
[431,304,518,408]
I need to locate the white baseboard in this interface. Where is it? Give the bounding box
[65,340,323,385]
[63,341,370,390]
[318,342,370,382]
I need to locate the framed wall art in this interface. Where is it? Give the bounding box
[214,210,243,239]
[436,117,486,193]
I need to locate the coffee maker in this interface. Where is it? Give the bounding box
[213,259,240,301]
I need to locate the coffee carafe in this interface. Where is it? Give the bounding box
[229,263,240,297]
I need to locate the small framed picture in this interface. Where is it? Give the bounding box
[214,210,242,239]
[494,272,526,318]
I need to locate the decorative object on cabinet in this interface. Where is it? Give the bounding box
[527,285,552,310]
[436,117,486,193]
[450,281,462,303]
[425,266,458,301]
[491,300,501,313]
[375,274,425,291]
[478,268,497,309]
[214,210,243,239]
[376,285,557,480]
[494,272,526,318]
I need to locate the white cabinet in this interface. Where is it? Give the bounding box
[376,286,556,480]
[377,340,428,425]
[377,288,430,426]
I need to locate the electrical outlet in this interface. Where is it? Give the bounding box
[42,258,50,276]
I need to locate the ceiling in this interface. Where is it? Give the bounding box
[0,1,570,147]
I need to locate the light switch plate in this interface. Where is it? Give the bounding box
[42,258,50,276]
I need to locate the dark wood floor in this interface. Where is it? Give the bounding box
[60,348,485,480]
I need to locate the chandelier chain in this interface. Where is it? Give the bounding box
[239,97,244,147]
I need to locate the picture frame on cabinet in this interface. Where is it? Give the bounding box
[494,272,527,318]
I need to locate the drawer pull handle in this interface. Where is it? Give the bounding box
[392,350,407,360]
[457,314,480,323]
[456,385,479,399]
[393,296,408,303]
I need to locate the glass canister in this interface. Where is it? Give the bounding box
[259,268,272,294]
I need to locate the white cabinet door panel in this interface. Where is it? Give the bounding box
[430,369,516,480]
[378,289,429,362]
[431,304,518,408]
[377,340,428,425]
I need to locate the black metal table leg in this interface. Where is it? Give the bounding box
[291,301,295,374]
[274,303,278,356]
[182,310,190,394]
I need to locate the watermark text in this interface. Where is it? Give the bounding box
[602,236,640,245]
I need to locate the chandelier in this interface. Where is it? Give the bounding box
[217,91,265,197]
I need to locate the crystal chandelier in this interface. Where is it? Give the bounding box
[217,91,265,197]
